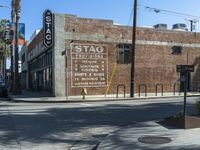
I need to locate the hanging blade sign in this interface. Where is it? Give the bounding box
[43,9,54,48]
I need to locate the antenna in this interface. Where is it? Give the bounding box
[185,18,199,32]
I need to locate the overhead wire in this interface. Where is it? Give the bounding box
[127,1,134,26]
[138,4,200,20]
[126,2,200,30]
[137,4,200,31]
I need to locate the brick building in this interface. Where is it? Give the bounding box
[25,12,200,97]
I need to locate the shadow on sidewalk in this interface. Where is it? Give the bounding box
[0,100,196,148]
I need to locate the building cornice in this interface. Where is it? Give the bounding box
[64,32,200,48]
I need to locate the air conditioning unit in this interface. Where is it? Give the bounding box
[172,23,188,31]
[154,23,167,30]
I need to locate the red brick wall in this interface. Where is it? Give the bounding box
[64,16,200,96]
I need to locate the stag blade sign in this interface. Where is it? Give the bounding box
[43,9,54,48]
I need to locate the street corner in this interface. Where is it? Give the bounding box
[97,121,200,150]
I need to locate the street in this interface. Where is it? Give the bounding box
[0,97,198,150]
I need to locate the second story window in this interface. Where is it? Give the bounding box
[117,44,132,64]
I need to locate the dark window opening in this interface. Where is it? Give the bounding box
[172,46,182,55]
[117,44,132,64]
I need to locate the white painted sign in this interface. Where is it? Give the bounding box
[71,43,108,87]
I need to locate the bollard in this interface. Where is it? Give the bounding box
[81,88,87,99]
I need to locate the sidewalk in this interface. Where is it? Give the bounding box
[97,121,200,150]
[8,90,200,103]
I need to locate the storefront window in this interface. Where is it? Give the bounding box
[47,52,52,65]
[46,67,49,88]
[29,50,53,92]
[31,72,37,90]
[49,67,52,88]
[43,69,46,89]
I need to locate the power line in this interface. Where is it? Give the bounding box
[138,4,200,19]
[127,1,134,26]
[126,3,200,30]
[0,4,9,8]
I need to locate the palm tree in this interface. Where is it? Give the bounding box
[0,19,11,78]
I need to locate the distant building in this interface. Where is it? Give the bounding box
[24,12,200,98]
[30,29,41,42]
[19,42,29,89]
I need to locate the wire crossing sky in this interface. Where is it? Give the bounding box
[0,0,200,40]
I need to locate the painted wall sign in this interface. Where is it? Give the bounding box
[43,9,54,47]
[71,43,108,87]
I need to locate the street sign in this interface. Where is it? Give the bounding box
[176,65,194,117]
[176,65,194,73]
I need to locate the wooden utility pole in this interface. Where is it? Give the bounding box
[130,0,137,97]
[10,1,14,92]
[12,0,21,94]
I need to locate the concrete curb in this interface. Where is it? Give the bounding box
[7,94,200,103]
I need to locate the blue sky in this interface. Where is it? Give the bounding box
[1,0,200,40]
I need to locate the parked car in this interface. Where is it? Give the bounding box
[0,78,7,97]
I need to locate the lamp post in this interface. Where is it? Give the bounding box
[12,0,21,94]
[130,0,137,97]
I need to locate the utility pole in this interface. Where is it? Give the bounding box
[12,0,21,94]
[3,43,6,79]
[130,0,137,97]
[185,19,198,92]
[10,1,14,92]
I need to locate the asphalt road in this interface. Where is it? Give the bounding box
[0,97,199,150]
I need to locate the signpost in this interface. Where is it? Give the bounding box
[43,9,54,48]
[176,65,194,117]
[176,65,194,73]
